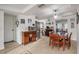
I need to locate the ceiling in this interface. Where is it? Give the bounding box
[0,4,36,15]
[0,4,79,19]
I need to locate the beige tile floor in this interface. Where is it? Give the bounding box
[27,37,77,54]
[0,41,20,54]
[0,36,77,54]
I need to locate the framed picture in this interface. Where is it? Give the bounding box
[76,12,79,24]
[21,19,25,24]
[71,22,74,28]
[70,18,75,28]
[77,15,79,24]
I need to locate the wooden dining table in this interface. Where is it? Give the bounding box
[49,33,66,50]
[58,35,66,50]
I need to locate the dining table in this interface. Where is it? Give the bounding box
[49,33,66,50]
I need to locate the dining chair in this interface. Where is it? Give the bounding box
[65,32,72,49]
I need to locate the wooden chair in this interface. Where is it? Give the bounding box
[65,32,72,49]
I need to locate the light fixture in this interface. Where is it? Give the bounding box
[54,14,58,19]
[53,9,58,19]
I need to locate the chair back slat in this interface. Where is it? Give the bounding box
[66,32,72,48]
[69,33,72,39]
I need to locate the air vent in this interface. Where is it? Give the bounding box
[38,4,45,8]
[35,16,38,19]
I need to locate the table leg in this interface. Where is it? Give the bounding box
[63,39,65,51]
[49,39,51,46]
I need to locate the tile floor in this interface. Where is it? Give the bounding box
[0,36,77,54]
[0,41,20,54]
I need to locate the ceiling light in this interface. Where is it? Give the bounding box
[54,14,58,19]
[53,9,58,19]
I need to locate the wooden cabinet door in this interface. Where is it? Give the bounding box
[22,32,29,44]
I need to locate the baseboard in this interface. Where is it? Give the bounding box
[0,47,4,50]
[4,40,15,43]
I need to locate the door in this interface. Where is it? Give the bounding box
[4,14,16,42]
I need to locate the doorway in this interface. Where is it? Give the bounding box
[56,19,68,35]
[35,21,40,39]
[4,14,19,51]
[4,14,16,42]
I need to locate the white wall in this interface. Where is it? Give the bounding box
[77,23,79,53]
[0,10,4,50]
[16,15,37,44]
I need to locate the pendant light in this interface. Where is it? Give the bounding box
[53,9,58,19]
